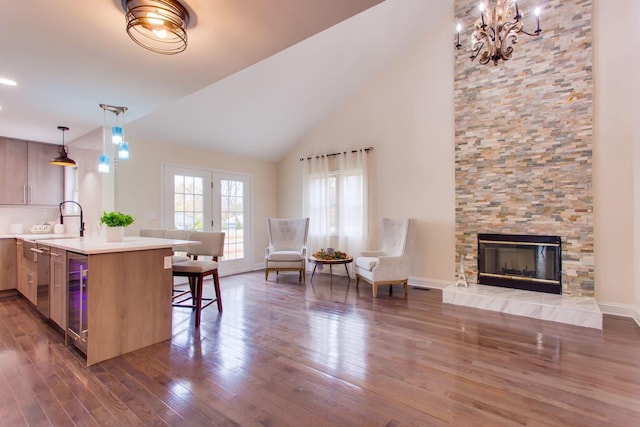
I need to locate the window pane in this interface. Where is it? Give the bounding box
[194,195,203,211]
[220,179,244,260]
[174,194,184,211]
[193,213,203,231]
[173,174,205,231]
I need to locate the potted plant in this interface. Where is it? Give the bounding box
[99,211,134,242]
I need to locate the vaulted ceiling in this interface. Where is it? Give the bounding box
[0,0,452,162]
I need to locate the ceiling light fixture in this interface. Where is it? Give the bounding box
[0,77,17,86]
[456,0,542,66]
[121,0,190,55]
[50,126,77,167]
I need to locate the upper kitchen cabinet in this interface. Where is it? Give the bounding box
[0,137,63,206]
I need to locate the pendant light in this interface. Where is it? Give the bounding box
[98,153,110,173]
[50,126,77,167]
[99,103,129,173]
[118,141,130,159]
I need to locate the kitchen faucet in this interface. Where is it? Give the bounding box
[59,201,85,237]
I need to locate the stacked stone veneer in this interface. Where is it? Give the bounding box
[454,0,594,296]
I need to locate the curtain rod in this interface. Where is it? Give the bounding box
[299,146,374,161]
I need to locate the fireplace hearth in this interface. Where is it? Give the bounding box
[477,234,562,294]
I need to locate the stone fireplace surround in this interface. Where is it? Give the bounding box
[447,0,599,328]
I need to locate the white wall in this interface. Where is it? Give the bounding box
[593,0,637,311]
[68,146,103,237]
[0,206,58,235]
[632,0,640,324]
[278,14,456,285]
[114,138,278,269]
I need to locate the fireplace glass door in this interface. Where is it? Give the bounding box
[477,234,561,294]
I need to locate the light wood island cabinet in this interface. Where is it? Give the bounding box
[41,236,185,366]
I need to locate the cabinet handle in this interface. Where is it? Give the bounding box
[23,185,27,204]
[53,264,59,290]
[28,186,31,204]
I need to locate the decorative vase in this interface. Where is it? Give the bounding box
[105,226,125,242]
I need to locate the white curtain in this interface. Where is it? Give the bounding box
[338,150,368,259]
[303,155,331,251]
[303,150,368,268]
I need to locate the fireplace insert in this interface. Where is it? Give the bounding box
[477,233,561,294]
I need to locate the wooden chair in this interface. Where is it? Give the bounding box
[140,229,191,263]
[171,231,225,327]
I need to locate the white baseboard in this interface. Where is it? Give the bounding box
[597,302,640,327]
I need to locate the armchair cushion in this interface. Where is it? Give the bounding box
[267,251,304,262]
[355,257,378,272]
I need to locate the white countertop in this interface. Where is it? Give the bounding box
[0,233,76,240]
[18,236,195,255]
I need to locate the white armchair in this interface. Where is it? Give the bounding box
[265,218,310,282]
[355,218,417,297]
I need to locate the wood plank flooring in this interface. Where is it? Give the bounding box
[0,270,639,426]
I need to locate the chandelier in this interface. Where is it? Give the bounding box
[121,0,190,55]
[456,0,542,66]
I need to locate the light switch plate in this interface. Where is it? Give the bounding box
[164,256,172,269]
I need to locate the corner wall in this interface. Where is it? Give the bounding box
[114,138,278,268]
[454,0,594,296]
[278,13,456,284]
[593,0,637,311]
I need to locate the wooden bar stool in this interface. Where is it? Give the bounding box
[171,231,225,327]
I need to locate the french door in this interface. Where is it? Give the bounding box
[162,165,252,275]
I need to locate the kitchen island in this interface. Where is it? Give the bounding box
[39,236,192,366]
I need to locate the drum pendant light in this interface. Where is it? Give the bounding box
[50,126,77,167]
[121,0,191,55]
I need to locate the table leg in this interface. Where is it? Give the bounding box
[344,263,350,280]
[329,264,333,285]
[311,264,318,281]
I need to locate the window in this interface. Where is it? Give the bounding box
[163,165,253,275]
[220,179,244,260]
[173,174,204,231]
[303,150,369,258]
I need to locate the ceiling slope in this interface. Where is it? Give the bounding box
[0,0,452,162]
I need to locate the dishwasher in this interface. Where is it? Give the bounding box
[67,252,88,354]
[23,240,51,318]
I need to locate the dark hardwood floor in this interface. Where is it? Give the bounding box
[1,271,639,426]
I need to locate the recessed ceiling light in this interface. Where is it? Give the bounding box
[0,78,17,86]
